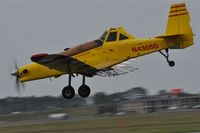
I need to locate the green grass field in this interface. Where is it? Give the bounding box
[1,110,200,133]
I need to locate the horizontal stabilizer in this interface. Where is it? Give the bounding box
[155,34,183,39]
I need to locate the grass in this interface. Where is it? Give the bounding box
[0,110,200,133]
[0,106,97,122]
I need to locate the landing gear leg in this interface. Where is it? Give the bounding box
[78,75,91,98]
[62,74,75,99]
[159,49,175,67]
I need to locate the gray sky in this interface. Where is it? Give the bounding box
[0,0,200,98]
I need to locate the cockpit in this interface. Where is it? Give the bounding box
[96,27,135,46]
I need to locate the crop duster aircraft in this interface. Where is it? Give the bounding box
[11,3,194,99]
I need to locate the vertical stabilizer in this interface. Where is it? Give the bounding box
[165,3,194,49]
[166,3,193,35]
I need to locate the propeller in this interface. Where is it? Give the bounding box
[11,60,25,94]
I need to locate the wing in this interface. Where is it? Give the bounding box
[31,53,98,77]
[96,59,139,77]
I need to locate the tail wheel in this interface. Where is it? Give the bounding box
[78,85,91,98]
[168,61,175,67]
[159,49,175,67]
[62,86,75,99]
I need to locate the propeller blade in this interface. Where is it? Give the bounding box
[15,76,21,94]
[14,60,18,70]
[11,59,25,95]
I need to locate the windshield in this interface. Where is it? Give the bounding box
[99,31,108,41]
[106,32,117,42]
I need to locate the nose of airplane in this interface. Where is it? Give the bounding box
[11,69,25,93]
[11,70,19,77]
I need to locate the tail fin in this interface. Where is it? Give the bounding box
[165,3,194,49]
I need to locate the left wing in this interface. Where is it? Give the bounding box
[31,53,98,77]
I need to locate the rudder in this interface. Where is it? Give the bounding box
[166,3,192,35]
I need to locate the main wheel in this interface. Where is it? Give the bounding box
[78,85,91,98]
[62,86,75,99]
[168,61,175,67]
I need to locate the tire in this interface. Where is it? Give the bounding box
[169,61,175,67]
[78,85,91,98]
[62,86,75,99]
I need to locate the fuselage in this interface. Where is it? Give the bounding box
[18,37,170,82]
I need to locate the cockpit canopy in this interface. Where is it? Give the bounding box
[98,27,135,44]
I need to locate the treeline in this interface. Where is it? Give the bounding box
[0,96,85,114]
[0,87,147,115]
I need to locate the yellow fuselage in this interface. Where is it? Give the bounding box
[18,37,178,82]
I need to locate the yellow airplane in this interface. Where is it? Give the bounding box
[11,3,194,99]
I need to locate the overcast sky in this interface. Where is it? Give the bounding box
[0,0,200,98]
